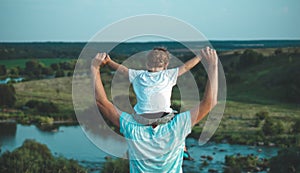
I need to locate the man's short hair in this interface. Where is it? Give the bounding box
[146,47,170,68]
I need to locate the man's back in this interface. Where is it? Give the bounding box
[120,111,191,172]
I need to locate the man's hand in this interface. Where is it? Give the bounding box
[201,47,218,69]
[91,52,107,71]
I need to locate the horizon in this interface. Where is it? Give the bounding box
[1,39,300,44]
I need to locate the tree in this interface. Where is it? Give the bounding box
[269,148,300,173]
[25,60,42,78]
[67,71,73,77]
[25,100,59,114]
[0,65,7,76]
[0,84,16,107]
[51,63,60,70]
[59,61,75,70]
[0,140,86,173]
[9,67,19,76]
[55,69,65,78]
[41,66,54,76]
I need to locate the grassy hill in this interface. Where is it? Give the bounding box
[218,47,300,105]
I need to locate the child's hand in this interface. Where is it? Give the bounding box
[102,54,111,66]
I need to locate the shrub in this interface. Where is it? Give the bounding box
[224,154,268,173]
[292,119,300,133]
[238,49,264,69]
[255,111,268,120]
[25,100,59,114]
[262,117,285,136]
[226,73,241,84]
[101,158,129,173]
[37,102,59,114]
[254,111,269,127]
[25,100,41,108]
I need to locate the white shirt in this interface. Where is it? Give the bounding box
[129,68,179,114]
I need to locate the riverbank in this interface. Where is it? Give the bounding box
[1,98,300,147]
[0,124,280,173]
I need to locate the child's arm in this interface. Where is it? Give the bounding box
[105,55,129,77]
[178,55,202,76]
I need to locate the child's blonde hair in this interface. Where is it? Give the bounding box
[146,47,170,68]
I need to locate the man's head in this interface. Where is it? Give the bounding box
[146,47,170,71]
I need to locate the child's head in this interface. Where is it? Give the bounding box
[146,47,170,71]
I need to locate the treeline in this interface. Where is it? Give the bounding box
[0,43,84,59]
[1,41,300,59]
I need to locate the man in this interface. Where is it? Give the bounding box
[91,47,218,172]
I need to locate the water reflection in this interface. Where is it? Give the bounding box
[0,123,17,148]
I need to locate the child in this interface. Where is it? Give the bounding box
[102,47,202,126]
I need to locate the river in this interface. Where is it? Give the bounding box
[0,123,278,172]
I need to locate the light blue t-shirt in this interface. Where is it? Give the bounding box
[129,68,179,114]
[120,111,192,173]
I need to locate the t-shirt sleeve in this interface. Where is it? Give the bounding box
[119,112,125,135]
[128,69,143,83]
[172,111,192,138]
[166,68,179,86]
[119,112,130,135]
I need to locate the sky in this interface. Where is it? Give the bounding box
[0,0,299,42]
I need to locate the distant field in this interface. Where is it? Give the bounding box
[0,58,74,68]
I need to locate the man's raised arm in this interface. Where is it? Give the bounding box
[190,47,218,126]
[91,53,121,127]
